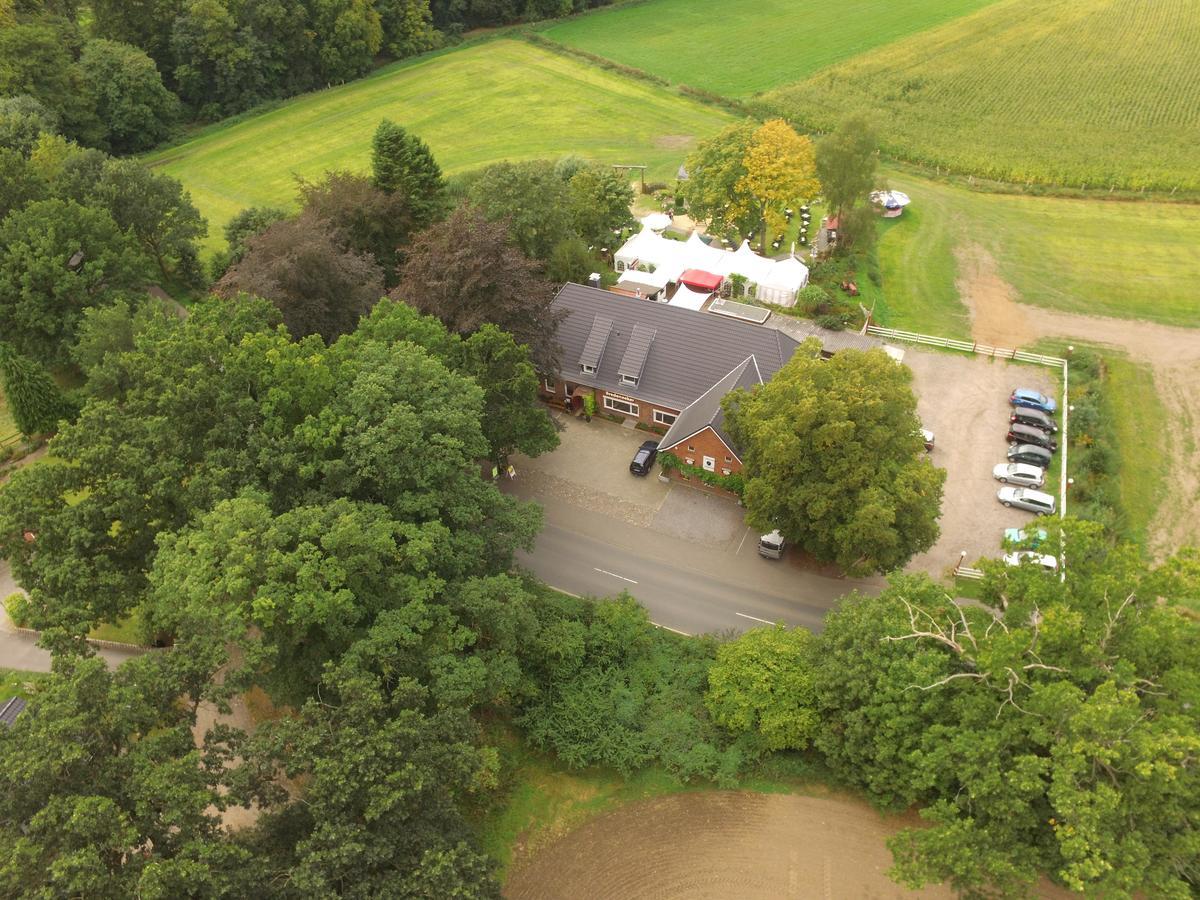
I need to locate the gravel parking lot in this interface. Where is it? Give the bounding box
[897,347,1061,577]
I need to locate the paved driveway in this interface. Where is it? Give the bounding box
[900,347,1060,576]
[508,411,883,634]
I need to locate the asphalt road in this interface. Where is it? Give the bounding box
[520,519,870,636]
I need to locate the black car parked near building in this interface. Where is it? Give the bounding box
[629,440,659,475]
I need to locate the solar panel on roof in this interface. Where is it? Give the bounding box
[707,298,771,324]
[617,324,656,383]
[578,315,614,369]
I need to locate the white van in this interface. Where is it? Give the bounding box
[758,530,786,559]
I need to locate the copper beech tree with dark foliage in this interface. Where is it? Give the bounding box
[393,203,564,372]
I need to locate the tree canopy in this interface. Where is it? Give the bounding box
[370,118,445,227]
[393,203,562,371]
[815,113,880,252]
[724,339,945,575]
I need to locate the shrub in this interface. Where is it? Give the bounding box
[4,592,30,628]
[815,313,848,331]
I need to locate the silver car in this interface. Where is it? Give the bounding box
[992,462,1045,487]
[997,486,1056,515]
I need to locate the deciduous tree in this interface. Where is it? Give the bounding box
[0,198,148,364]
[705,624,819,751]
[567,163,634,247]
[0,94,60,155]
[816,113,880,252]
[735,119,819,251]
[393,203,562,371]
[78,39,179,154]
[216,213,384,343]
[724,339,945,575]
[466,159,573,260]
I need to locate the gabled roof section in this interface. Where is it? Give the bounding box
[617,323,656,383]
[658,356,762,456]
[578,314,613,370]
[550,284,800,412]
[0,696,26,729]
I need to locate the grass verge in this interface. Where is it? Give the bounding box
[0,668,42,702]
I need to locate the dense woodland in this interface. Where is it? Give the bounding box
[1,8,1199,897]
[1,0,616,151]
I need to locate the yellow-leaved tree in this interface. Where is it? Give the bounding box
[735,119,819,251]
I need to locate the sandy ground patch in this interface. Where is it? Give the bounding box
[654,134,694,150]
[957,249,1200,557]
[901,350,1059,576]
[503,791,953,900]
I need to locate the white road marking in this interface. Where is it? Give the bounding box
[735,527,750,555]
[547,585,581,599]
[593,567,638,584]
[735,612,777,626]
[651,622,691,636]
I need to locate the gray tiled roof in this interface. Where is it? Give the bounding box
[550,283,800,412]
[0,696,26,729]
[617,324,656,383]
[659,357,762,457]
[578,314,614,370]
[767,315,882,353]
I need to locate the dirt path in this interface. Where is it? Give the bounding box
[958,246,1200,557]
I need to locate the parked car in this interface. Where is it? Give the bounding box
[1004,527,1049,548]
[920,428,935,452]
[1003,550,1058,571]
[1010,388,1057,414]
[1009,407,1057,433]
[629,440,659,476]
[758,530,787,559]
[1007,444,1053,467]
[997,486,1057,515]
[1007,422,1057,452]
[992,462,1045,487]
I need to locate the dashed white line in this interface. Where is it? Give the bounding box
[593,567,638,584]
[547,585,581,599]
[735,612,777,626]
[735,527,751,555]
[651,622,691,636]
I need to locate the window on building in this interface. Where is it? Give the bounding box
[544,377,556,392]
[654,410,677,426]
[721,468,731,476]
[685,458,694,466]
[702,456,716,472]
[724,455,732,463]
[581,364,596,375]
[620,374,639,387]
[687,444,694,452]
[603,396,638,417]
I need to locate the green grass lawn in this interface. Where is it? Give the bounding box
[766,0,1200,192]
[0,668,41,702]
[871,167,1200,333]
[1103,354,1168,545]
[89,613,145,646]
[541,0,996,97]
[146,39,735,256]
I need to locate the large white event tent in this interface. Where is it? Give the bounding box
[613,228,808,306]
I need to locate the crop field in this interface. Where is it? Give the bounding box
[766,0,1200,192]
[540,0,995,98]
[873,168,1200,332]
[146,40,734,254]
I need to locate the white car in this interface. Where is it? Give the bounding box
[992,462,1045,487]
[1003,551,1058,571]
[997,486,1056,515]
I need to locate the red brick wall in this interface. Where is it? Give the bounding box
[663,426,742,476]
[541,377,679,432]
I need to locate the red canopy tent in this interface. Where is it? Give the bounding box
[679,269,723,292]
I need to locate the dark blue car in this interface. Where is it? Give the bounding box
[1010,388,1057,414]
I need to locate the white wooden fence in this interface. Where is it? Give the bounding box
[865,326,1067,369]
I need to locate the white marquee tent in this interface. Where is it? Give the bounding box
[613,228,808,306]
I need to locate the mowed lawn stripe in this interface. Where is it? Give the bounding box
[541,0,998,97]
[146,40,735,254]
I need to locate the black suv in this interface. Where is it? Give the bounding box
[1010,407,1057,433]
[629,440,659,476]
[1008,443,1053,467]
[1007,422,1057,452]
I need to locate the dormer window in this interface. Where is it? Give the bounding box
[581,364,596,375]
[619,373,638,387]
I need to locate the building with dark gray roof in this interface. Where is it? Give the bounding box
[544,282,799,416]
